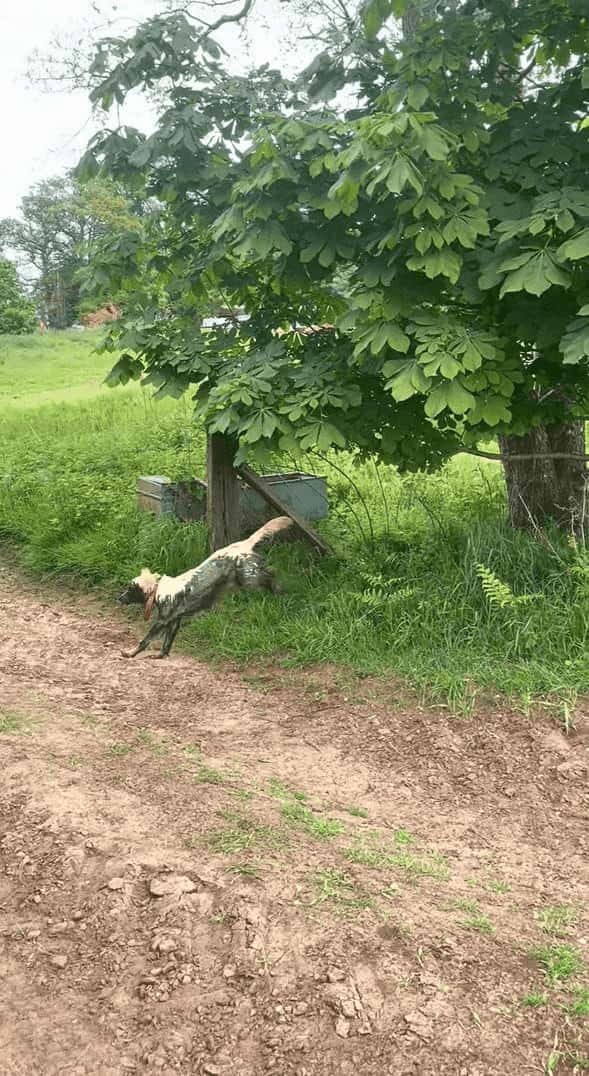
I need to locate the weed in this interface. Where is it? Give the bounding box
[521,992,549,1008]
[345,805,369,818]
[488,878,511,894]
[344,838,449,880]
[210,910,231,925]
[450,898,494,934]
[227,863,262,879]
[136,729,167,756]
[67,755,84,769]
[393,827,415,845]
[183,743,202,757]
[195,764,225,785]
[0,710,33,734]
[565,987,589,1018]
[107,742,134,758]
[207,813,286,855]
[280,801,344,840]
[232,788,254,801]
[537,905,578,937]
[267,778,307,802]
[310,869,373,914]
[531,943,584,984]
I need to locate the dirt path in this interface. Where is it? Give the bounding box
[0,568,588,1075]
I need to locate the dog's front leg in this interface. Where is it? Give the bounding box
[154,619,181,658]
[122,622,161,658]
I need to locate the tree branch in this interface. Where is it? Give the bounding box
[464,448,589,463]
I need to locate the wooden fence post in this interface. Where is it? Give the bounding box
[207,434,241,552]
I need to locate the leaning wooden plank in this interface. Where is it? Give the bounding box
[236,463,332,556]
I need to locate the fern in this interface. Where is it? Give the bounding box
[476,564,540,610]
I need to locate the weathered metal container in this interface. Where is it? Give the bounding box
[240,472,328,525]
[136,476,207,523]
[136,471,328,531]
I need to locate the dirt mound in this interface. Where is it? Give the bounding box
[0,569,587,1074]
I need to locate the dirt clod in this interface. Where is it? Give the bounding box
[149,874,197,898]
[50,954,68,969]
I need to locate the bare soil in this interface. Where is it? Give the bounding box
[0,565,588,1075]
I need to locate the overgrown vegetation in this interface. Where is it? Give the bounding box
[2,333,589,703]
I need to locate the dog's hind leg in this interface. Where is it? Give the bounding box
[122,622,162,658]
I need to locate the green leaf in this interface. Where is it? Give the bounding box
[481,397,511,426]
[583,67,589,90]
[424,384,449,418]
[557,229,589,261]
[408,82,428,110]
[362,0,391,38]
[385,322,411,353]
[439,355,461,379]
[300,238,324,263]
[128,142,151,168]
[556,209,575,233]
[420,125,449,161]
[500,252,569,298]
[446,381,475,414]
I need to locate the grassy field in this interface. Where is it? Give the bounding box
[1,329,589,707]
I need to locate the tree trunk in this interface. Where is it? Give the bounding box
[206,433,241,552]
[499,419,588,537]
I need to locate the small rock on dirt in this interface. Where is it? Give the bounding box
[151,935,178,953]
[149,874,197,898]
[50,954,68,969]
[203,1064,222,1075]
[107,877,125,890]
[335,1016,350,1038]
[327,967,346,983]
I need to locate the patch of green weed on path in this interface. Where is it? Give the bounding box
[537,905,579,937]
[0,709,38,734]
[308,869,373,916]
[344,835,450,880]
[531,943,584,984]
[280,801,344,840]
[205,811,288,856]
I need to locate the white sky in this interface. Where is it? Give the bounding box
[0,0,299,220]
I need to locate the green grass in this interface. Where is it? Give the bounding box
[2,330,589,702]
[344,837,449,880]
[488,878,511,894]
[206,812,287,855]
[0,329,115,406]
[537,905,579,937]
[195,764,226,785]
[521,991,549,1008]
[531,943,584,984]
[280,801,344,840]
[310,869,373,914]
[450,899,495,934]
[0,709,35,734]
[565,986,589,1018]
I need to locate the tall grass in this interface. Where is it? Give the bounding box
[1,331,589,703]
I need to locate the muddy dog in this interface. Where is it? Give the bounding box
[118,516,292,658]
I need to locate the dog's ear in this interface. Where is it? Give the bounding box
[144,588,157,621]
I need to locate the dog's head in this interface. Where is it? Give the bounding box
[118,568,160,620]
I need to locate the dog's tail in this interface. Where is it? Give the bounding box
[237,516,293,554]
